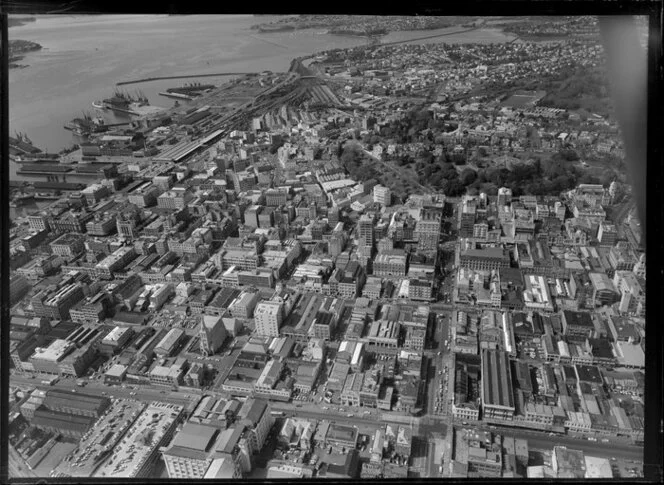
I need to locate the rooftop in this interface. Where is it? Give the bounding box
[53,399,146,477]
[481,349,514,409]
[94,402,183,478]
[169,422,219,452]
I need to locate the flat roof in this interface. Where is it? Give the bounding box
[563,310,594,328]
[327,423,358,444]
[94,402,182,478]
[215,426,244,455]
[170,423,218,452]
[31,339,74,362]
[105,364,127,378]
[239,397,268,424]
[103,326,131,344]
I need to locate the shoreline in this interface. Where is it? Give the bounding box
[9,39,42,69]
[9,17,519,160]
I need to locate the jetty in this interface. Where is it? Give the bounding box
[117,72,255,86]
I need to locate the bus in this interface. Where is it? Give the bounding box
[271,411,285,417]
[41,376,59,386]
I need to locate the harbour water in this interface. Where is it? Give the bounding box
[9,15,516,179]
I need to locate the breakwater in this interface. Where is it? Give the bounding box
[117,72,255,86]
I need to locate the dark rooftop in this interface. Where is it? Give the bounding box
[563,310,594,328]
[481,349,514,409]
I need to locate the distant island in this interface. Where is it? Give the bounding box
[8,16,36,28]
[251,15,458,36]
[9,40,42,69]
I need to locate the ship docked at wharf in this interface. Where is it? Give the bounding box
[101,89,150,115]
[63,112,108,137]
[9,132,41,156]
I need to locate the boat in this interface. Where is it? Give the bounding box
[9,132,41,154]
[91,100,106,109]
[102,89,143,115]
[17,131,33,145]
[135,89,149,105]
[64,111,108,135]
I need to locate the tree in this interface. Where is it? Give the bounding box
[559,148,579,162]
[420,151,434,165]
[340,143,363,173]
[441,165,459,181]
[480,182,499,196]
[398,154,413,166]
[579,173,600,185]
[460,168,477,186]
[486,167,509,186]
[551,175,571,192]
[421,165,434,180]
[443,178,465,197]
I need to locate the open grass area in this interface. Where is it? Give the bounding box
[500,90,546,108]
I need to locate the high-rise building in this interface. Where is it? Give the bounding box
[254,301,284,337]
[597,222,617,247]
[329,234,344,257]
[358,215,374,248]
[497,187,512,207]
[244,205,261,228]
[328,206,340,225]
[373,185,391,207]
[460,198,477,238]
[416,207,442,251]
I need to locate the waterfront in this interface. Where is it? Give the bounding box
[9,15,516,180]
[8,14,363,173]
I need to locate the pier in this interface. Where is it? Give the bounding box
[116,72,256,86]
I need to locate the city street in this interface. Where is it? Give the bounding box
[445,420,643,462]
[10,372,424,431]
[10,374,200,412]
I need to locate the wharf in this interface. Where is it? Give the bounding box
[117,72,254,86]
[159,91,194,100]
[131,104,168,116]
